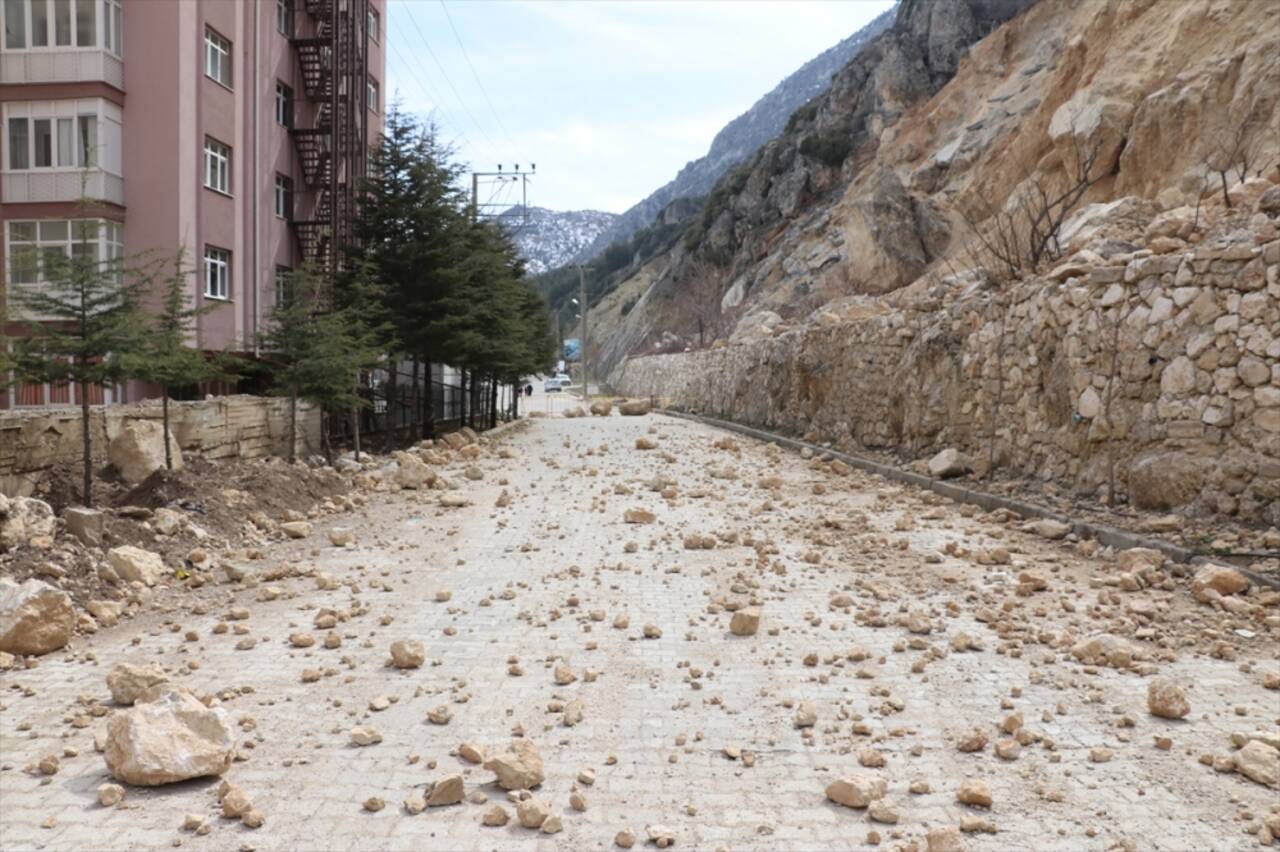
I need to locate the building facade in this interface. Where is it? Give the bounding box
[0,0,385,407]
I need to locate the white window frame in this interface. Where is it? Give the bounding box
[2,0,107,51]
[274,173,291,219]
[367,77,378,114]
[367,6,379,43]
[203,136,230,194]
[204,26,231,88]
[2,99,120,175]
[203,246,230,300]
[275,82,292,127]
[275,0,291,36]
[101,0,121,55]
[5,218,122,288]
[274,264,291,306]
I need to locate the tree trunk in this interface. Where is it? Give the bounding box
[80,381,93,508]
[1219,171,1231,208]
[162,391,173,470]
[288,388,298,464]
[383,360,397,452]
[321,409,333,464]
[489,378,498,430]
[986,298,1008,480]
[423,360,435,440]
[352,403,361,463]
[460,369,468,429]
[409,357,420,444]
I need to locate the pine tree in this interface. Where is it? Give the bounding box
[8,221,145,507]
[349,104,468,441]
[260,267,383,463]
[124,251,235,469]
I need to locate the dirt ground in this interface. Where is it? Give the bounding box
[1,410,1277,851]
[2,457,350,607]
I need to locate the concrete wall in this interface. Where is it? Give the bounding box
[613,237,1280,524]
[0,394,321,496]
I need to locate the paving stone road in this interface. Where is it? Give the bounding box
[2,410,1277,851]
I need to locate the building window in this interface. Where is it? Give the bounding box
[274,265,292,305]
[77,113,96,165]
[204,246,230,300]
[367,6,379,43]
[275,0,291,36]
[204,26,231,88]
[5,219,123,289]
[203,137,230,194]
[2,0,100,49]
[103,0,122,55]
[3,0,25,49]
[367,77,379,114]
[75,0,93,45]
[274,173,292,219]
[4,111,100,170]
[275,82,292,127]
[7,117,30,169]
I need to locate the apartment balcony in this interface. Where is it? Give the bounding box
[1,167,124,206]
[1,48,124,89]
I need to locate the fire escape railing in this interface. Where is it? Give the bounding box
[289,0,369,279]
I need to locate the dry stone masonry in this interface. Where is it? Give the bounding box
[615,218,1280,523]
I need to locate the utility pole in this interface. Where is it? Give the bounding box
[576,265,594,399]
[470,164,536,225]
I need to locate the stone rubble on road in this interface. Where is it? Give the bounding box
[0,412,1277,850]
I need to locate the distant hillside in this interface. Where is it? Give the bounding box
[570,6,896,263]
[502,206,618,275]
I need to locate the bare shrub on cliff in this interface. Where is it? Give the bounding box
[961,133,1104,283]
[1205,111,1267,209]
[677,257,727,349]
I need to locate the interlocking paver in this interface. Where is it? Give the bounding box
[1,411,1276,851]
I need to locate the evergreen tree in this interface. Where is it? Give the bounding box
[349,104,468,441]
[8,221,144,507]
[260,267,382,463]
[124,251,235,469]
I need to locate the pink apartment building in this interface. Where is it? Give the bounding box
[0,0,385,407]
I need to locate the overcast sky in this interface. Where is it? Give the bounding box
[384,0,894,214]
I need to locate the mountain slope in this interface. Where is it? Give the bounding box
[502,206,618,275]
[571,6,896,264]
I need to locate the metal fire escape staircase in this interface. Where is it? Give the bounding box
[289,0,369,278]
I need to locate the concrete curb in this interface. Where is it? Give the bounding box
[660,408,1280,590]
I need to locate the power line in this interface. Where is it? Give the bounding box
[396,0,500,160]
[438,0,516,149]
[385,37,475,154]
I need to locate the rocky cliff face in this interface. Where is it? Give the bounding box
[571,7,896,265]
[604,0,1280,523]
[503,207,618,275]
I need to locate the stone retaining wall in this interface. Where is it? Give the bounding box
[0,395,321,496]
[613,237,1280,524]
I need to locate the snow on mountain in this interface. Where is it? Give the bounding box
[501,206,619,275]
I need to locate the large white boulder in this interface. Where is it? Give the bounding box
[107,662,170,706]
[106,546,165,586]
[104,689,234,785]
[927,448,971,478]
[392,452,435,489]
[484,739,544,790]
[0,578,74,655]
[109,420,183,485]
[0,496,56,551]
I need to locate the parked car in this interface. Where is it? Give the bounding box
[543,374,571,393]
